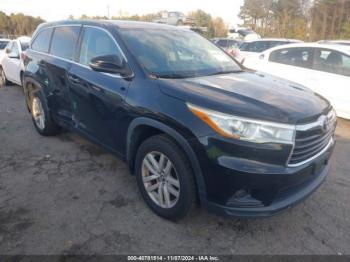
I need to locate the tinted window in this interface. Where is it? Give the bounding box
[313,48,350,77]
[217,40,228,48]
[79,27,123,66]
[32,28,53,53]
[20,42,30,51]
[0,41,9,50]
[269,41,289,48]
[50,26,80,60]
[269,47,312,68]
[240,41,270,52]
[228,40,240,48]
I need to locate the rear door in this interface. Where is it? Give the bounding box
[307,48,350,118]
[46,25,81,124]
[67,26,131,152]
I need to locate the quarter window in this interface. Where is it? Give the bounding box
[50,26,80,60]
[312,48,350,77]
[269,47,312,68]
[79,27,123,66]
[31,28,53,53]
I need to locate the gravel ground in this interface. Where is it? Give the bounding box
[0,85,349,255]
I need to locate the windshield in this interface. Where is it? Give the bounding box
[120,29,241,78]
[0,41,9,50]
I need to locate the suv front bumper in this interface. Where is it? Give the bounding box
[194,136,335,218]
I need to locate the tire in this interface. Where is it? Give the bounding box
[176,20,184,26]
[0,67,9,87]
[135,134,197,221]
[30,91,61,136]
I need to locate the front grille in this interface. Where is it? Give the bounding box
[288,110,336,166]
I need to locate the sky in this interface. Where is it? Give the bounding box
[1,0,244,27]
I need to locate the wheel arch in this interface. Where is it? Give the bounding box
[127,117,206,196]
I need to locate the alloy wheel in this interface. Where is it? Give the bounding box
[141,151,180,208]
[32,97,45,130]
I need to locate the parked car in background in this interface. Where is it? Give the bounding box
[153,11,195,26]
[0,36,31,86]
[211,38,242,57]
[318,40,350,46]
[227,28,261,41]
[236,38,303,64]
[23,20,336,221]
[244,43,350,119]
[0,38,11,54]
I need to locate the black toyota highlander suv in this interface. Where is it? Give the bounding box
[23,20,336,221]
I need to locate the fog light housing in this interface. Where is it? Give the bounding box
[227,189,263,208]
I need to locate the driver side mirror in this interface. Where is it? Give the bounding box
[5,48,11,54]
[89,55,133,78]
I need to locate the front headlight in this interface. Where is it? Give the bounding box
[188,104,295,144]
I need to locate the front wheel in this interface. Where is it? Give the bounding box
[135,135,197,221]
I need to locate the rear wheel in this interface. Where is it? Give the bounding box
[0,68,9,87]
[135,135,197,221]
[176,20,184,26]
[30,91,61,136]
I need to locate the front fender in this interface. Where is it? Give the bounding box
[127,117,206,196]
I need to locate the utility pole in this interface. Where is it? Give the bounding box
[107,5,110,19]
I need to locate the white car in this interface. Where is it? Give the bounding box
[0,36,31,86]
[236,38,303,64]
[0,38,11,53]
[244,43,350,119]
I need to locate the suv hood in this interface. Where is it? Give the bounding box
[158,71,330,124]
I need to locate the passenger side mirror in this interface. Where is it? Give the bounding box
[89,55,133,78]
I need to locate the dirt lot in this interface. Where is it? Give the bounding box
[0,84,349,255]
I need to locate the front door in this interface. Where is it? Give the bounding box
[67,26,131,152]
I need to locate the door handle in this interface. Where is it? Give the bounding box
[91,85,102,92]
[68,75,80,84]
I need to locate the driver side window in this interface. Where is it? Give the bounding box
[79,27,124,66]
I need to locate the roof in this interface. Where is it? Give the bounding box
[244,38,303,43]
[39,19,185,30]
[0,38,11,41]
[262,42,350,55]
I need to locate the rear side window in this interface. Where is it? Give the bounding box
[240,41,270,52]
[79,27,123,66]
[31,28,53,53]
[313,48,350,77]
[269,47,313,69]
[217,40,228,48]
[0,41,10,50]
[50,26,80,60]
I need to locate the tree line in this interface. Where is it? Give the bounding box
[239,0,350,41]
[0,12,45,38]
[70,10,228,38]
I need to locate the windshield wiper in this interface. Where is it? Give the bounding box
[208,70,243,76]
[156,73,188,79]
